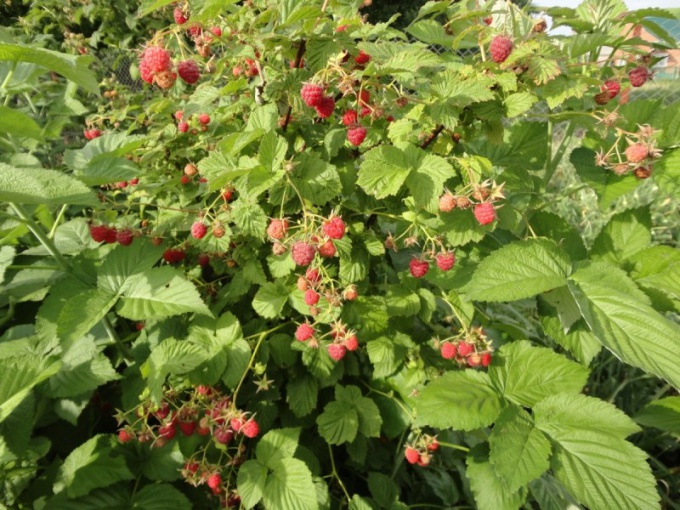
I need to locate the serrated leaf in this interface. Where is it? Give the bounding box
[630,246,680,301]
[385,287,421,317]
[238,459,268,509]
[489,406,551,492]
[131,484,191,510]
[504,92,538,118]
[262,457,319,510]
[366,337,405,379]
[0,163,97,206]
[290,153,341,206]
[0,357,61,422]
[117,267,210,320]
[467,444,527,510]
[339,243,369,284]
[56,289,118,345]
[439,209,488,247]
[252,281,289,318]
[287,376,318,418]
[44,486,129,510]
[97,240,165,295]
[317,401,359,445]
[256,428,300,468]
[570,148,638,209]
[488,341,589,407]
[138,441,185,482]
[231,199,268,238]
[568,262,680,388]
[464,238,572,302]
[0,246,16,285]
[357,146,411,199]
[634,397,680,434]
[591,208,651,265]
[142,339,207,402]
[0,105,43,140]
[416,370,502,430]
[53,435,134,498]
[539,299,601,365]
[367,472,398,507]
[529,474,583,510]
[78,156,139,186]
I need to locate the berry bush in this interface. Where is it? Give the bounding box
[1,0,680,509]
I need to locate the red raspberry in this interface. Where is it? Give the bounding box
[155,402,170,420]
[318,240,336,258]
[210,26,222,37]
[191,222,207,239]
[179,421,196,436]
[267,219,288,239]
[594,91,612,105]
[163,248,186,264]
[343,285,358,301]
[301,83,325,107]
[89,224,108,242]
[360,105,371,117]
[355,50,371,65]
[457,341,474,357]
[481,352,492,367]
[344,334,358,351]
[629,66,649,87]
[198,254,210,267]
[199,113,211,125]
[322,217,346,239]
[342,110,358,126]
[489,35,513,63]
[295,323,314,342]
[158,423,176,440]
[139,59,154,83]
[347,126,367,146]
[474,202,496,225]
[241,419,259,438]
[103,226,118,244]
[315,96,335,118]
[230,418,243,432]
[305,268,321,284]
[483,16,493,25]
[118,429,134,443]
[178,60,200,84]
[439,193,456,212]
[116,229,134,246]
[328,343,347,361]
[404,447,421,465]
[440,341,457,359]
[178,121,189,133]
[409,258,429,278]
[291,241,316,266]
[142,46,171,73]
[181,175,191,185]
[428,439,439,451]
[214,427,234,444]
[114,181,128,189]
[129,178,139,185]
[603,79,620,98]
[336,24,349,32]
[304,289,320,306]
[84,128,102,140]
[436,252,455,272]
[173,7,188,24]
[625,143,648,164]
[467,353,483,367]
[222,189,234,201]
[207,473,222,491]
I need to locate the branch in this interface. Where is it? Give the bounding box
[281,39,307,133]
[420,124,444,149]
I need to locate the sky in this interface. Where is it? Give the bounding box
[533,0,680,9]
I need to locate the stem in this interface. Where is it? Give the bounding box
[437,440,470,453]
[232,324,285,402]
[49,204,69,238]
[420,124,444,149]
[1,62,16,106]
[544,122,576,188]
[281,39,307,132]
[327,444,351,503]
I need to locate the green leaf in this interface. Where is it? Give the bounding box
[629,246,680,301]
[142,339,207,402]
[256,428,300,468]
[252,281,289,318]
[339,243,370,285]
[416,370,502,430]
[385,287,421,316]
[238,459,268,509]
[0,43,98,94]
[317,401,359,445]
[0,163,97,206]
[439,209,488,247]
[231,198,268,238]
[488,340,589,407]
[489,406,551,492]
[0,106,43,140]
[504,92,538,118]
[357,146,411,199]
[78,156,139,186]
[117,267,211,320]
[539,299,601,366]
[403,146,454,213]
[97,240,165,295]
[44,486,129,510]
[23,218,99,256]
[366,337,406,379]
[56,289,118,345]
[634,397,680,435]
[568,262,680,388]
[529,475,583,510]
[0,246,16,285]
[654,148,680,196]
[367,472,398,507]
[262,457,319,510]
[131,484,191,510]
[0,357,61,422]
[287,376,318,418]
[464,238,572,302]
[53,435,134,498]
[290,153,341,206]
[570,148,638,209]
[138,441,185,482]
[354,393,382,438]
[467,444,527,510]
[590,208,651,265]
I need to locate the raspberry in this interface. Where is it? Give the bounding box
[467,354,483,367]
[440,341,457,360]
[129,178,139,185]
[360,105,371,117]
[116,229,134,246]
[328,343,347,361]
[409,258,429,278]
[222,189,233,201]
[184,163,198,176]
[191,222,207,239]
[139,59,154,84]
[199,113,211,125]
[103,226,118,244]
[481,352,492,367]
[267,219,289,239]
[212,222,225,238]
[318,240,336,258]
[483,16,493,25]
[295,323,314,342]
[625,143,648,163]
[178,121,189,133]
[89,224,108,242]
[305,268,321,284]
[207,473,222,491]
[230,418,243,431]
[154,70,177,89]
[114,181,128,189]
[297,276,308,291]
[181,175,191,185]
[347,126,367,146]
[173,7,188,24]
[158,423,176,440]
[174,110,184,120]
[301,83,324,107]
[603,79,620,98]
[118,429,134,443]
[84,128,102,140]
[342,110,358,126]
[629,66,649,87]
[404,447,421,465]
[178,60,200,84]
[355,50,371,65]
[291,241,316,266]
[304,289,320,306]
[142,46,171,73]
[241,419,259,438]
[322,217,346,239]
[232,65,243,77]
[594,91,611,105]
[211,26,222,37]
[457,341,474,357]
[343,285,358,301]
[344,334,359,351]
[155,402,170,420]
[163,248,186,264]
[358,89,370,106]
[179,421,196,436]
[214,427,234,444]
[198,254,210,267]
[457,196,471,209]
[439,193,456,212]
[474,202,496,225]
[634,166,652,179]
[436,252,455,272]
[336,24,349,32]
[489,35,513,63]
[315,96,335,118]
[427,439,439,451]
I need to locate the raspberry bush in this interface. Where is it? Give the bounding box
[1,0,680,509]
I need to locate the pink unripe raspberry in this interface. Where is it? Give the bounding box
[118,429,134,443]
[328,343,347,361]
[295,323,314,341]
[318,240,336,258]
[301,83,324,107]
[439,193,456,212]
[342,285,358,301]
[457,341,474,357]
[291,241,316,266]
[625,143,649,164]
[241,419,259,438]
[304,289,320,306]
[489,35,513,63]
[436,252,455,272]
[440,341,457,359]
[191,222,207,239]
[409,258,429,278]
[404,447,420,464]
[207,473,222,491]
[267,219,289,239]
[474,202,496,225]
[347,126,367,146]
[322,217,346,239]
[344,334,359,351]
[178,121,189,133]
